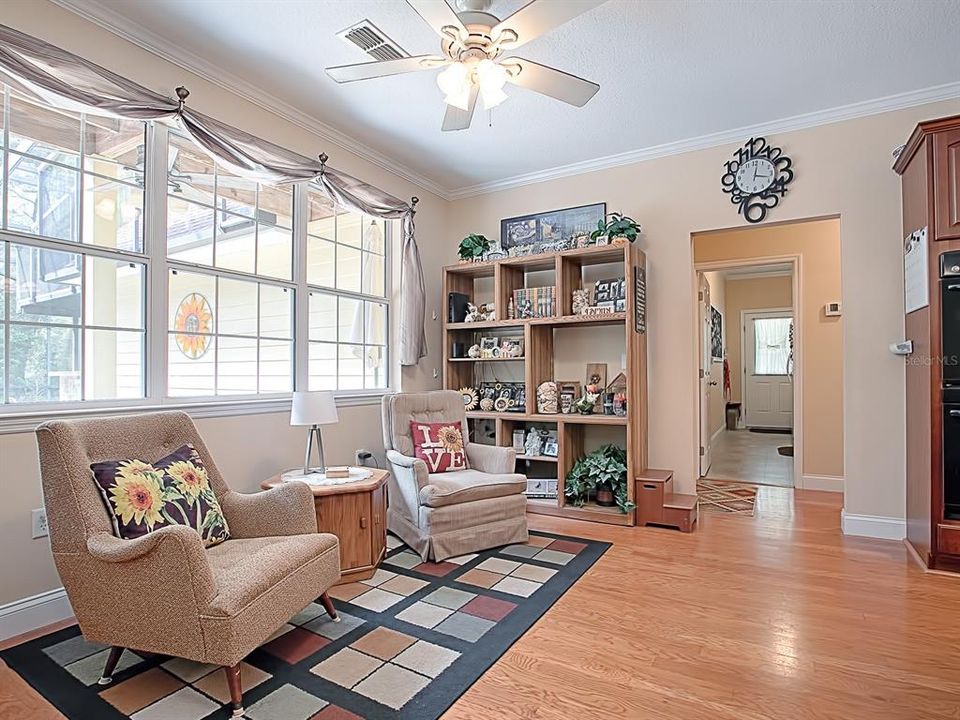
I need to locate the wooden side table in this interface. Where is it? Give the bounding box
[261,468,390,584]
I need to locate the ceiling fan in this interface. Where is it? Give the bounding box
[325,0,605,131]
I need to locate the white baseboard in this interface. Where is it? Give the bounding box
[800,474,844,492]
[710,425,726,444]
[0,587,73,642]
[841,510,906,540]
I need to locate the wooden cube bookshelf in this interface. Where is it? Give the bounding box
[443,243,649,526]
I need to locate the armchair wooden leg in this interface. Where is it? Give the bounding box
[97,646,125,685]
[225,663,244,718]
[319,592,340,622]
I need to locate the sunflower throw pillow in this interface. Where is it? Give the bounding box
[91,444,230,547]
[410,421,467,473]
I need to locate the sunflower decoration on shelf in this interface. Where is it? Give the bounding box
[174,292,213,359]
[459,386,479,411]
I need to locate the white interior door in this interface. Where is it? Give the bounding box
[698,274,712,474]
[744,310,793,429]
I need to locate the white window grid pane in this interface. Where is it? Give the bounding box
[308,289,389,390]
[167,266,294,396]
[1,239,147,404]
[167,132,292,280]
[2,87,147,253]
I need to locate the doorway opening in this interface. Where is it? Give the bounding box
[696,261,797,488]
[692,216,845,496]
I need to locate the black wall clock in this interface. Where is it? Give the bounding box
[721,137,794,223]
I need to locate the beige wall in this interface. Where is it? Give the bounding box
[447,98,960,520]
[702,271,726,437]
[1,0,957,609]
[0,1,445,607]
[722,275,794,404]
[695,220,842,479]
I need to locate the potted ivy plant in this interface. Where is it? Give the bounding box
[590,212,642,246]
[564,444,635,513]
[458,233,491,262]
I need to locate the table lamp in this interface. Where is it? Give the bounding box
[290,391,339,473]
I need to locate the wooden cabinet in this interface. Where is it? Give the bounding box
[262,469,389,583]
[934,128,960,241]
[895,113,960,571]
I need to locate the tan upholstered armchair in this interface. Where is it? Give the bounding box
[36,411,341,718]
[382,390,528,561]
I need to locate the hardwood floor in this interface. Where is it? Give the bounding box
[444,487,960,720]
[3,487,960,719]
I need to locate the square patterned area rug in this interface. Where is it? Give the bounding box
[697,478,758,515]
[2,531,608,720]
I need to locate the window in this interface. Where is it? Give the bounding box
[0,89,394,414]
[0,88,147,405]
[753,317,792,375]
[305,188,389,391]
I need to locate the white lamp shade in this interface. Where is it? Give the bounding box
[290,391,339,426]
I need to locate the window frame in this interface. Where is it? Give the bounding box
[0,113,395,433]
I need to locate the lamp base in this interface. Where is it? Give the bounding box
[304,425,326,475]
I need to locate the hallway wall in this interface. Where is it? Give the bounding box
[694,218,843,480]
[725,275,794,404]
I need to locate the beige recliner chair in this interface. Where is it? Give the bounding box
[36,411,341,718]
[382,390,528,561]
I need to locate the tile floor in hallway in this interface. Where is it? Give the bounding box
[705,428,794,487]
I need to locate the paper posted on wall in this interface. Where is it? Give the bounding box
[904,226,929,314]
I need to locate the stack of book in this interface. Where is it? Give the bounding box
[512,286,556,319]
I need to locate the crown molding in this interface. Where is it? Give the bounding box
[45,1,960,202]
[445,81,960,200]
[49,0,451,200]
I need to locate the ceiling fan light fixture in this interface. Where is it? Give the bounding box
[444,86,472,111]
[437,62,469,97]
[476,59,508,109]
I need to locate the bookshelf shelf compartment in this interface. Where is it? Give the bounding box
[444,243,649,527]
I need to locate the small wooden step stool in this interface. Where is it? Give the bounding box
[635,469,698,532]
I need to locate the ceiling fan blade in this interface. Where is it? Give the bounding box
[441,85,479,132]
[406,0,468,41]
[493,0,607,49]
[506,58,599,107]
[326,55,446,83]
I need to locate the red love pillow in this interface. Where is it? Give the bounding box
[410,421,467,473]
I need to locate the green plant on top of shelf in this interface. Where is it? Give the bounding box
[564,444,635,513]
[458,233,491,261]
[591,212,642,244]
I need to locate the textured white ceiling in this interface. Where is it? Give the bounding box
[73,0,960,193]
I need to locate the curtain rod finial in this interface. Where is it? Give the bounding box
[175,86,190,101]
[318,153,328,167]
[411,196,419,207]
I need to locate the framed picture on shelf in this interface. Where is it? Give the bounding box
[559,392,575,414]
[499,336,524,358]
[595,277,626,303]
[500,203,606,251]
[542,439,559,457]
[512,429,526,452]
[479,337,499,358]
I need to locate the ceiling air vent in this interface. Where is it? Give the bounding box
[337,21,409,62]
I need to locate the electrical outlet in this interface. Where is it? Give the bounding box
[31,508,48,539]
